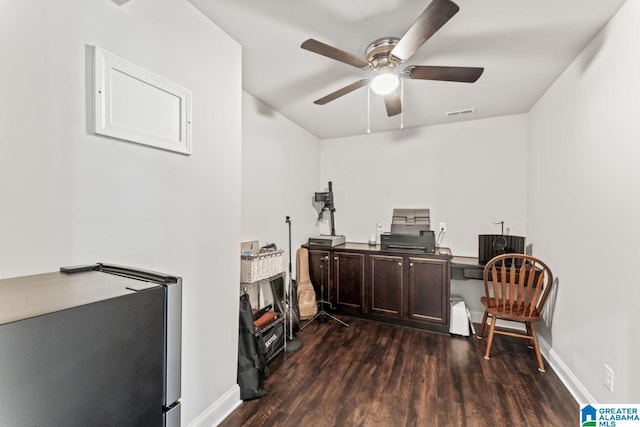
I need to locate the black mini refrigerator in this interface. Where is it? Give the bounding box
[0,263,182,427]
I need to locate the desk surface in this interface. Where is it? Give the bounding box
[306,242,453,258]
[319,242,485,279]
[451,255,483,269]
[307,242,484,271]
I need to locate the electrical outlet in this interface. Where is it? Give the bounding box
[439,222,447,233]
[604,364,614,392]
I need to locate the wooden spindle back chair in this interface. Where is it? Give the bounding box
[477,253,553,372]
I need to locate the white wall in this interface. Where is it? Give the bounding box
[241,92,321,279]
[528,0,639,403]
[0,0,242,424]
[318,115,528,321]
[319,114,529,256]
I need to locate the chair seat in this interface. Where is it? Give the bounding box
[481,296,542,321]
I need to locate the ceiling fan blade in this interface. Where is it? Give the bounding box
[391,0,460,62]
[301,39,370,69]
[314,79,369,105]
[405,65,484,82]
[384,90,402,117]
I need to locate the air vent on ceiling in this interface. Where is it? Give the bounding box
[445,108,476,117]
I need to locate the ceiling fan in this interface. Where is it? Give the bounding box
[301,0,484,117]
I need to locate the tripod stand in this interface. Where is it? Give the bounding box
[300,256,348,329]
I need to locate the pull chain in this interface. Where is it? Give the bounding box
[367,83,371,134]
[400,78,404,131]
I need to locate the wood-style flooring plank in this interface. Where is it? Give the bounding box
[219,317,578,427]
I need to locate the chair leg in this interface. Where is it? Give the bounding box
[528,321,545,372]
[477,310,489,339]
[483,315,497,360]
[525,322,534,349]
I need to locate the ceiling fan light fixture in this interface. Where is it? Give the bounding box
[370,69,399,95]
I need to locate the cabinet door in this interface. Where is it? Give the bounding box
[408,257,449,324]
[308,250,331,302]
[333,252,365,311]
[369,255,403,318]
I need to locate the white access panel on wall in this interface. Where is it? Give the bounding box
[93,46,192,155]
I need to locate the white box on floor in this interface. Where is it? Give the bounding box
[449,296,470,336]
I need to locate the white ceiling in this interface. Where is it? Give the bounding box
[189,0,627,140]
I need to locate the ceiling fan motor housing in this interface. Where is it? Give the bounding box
[365,37,403,70]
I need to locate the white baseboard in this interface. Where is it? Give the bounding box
[469,310,485,325]
[470,310,593,405]
[537,335,595,405]
[187,385,241,427]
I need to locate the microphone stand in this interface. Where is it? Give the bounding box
[284,216,302,353]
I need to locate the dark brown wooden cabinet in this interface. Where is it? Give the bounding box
[304,243,450,332]
[408,257,448,324]
[333,252,365,311]
[369,254,403,318]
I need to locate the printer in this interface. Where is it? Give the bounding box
[381,208,436,254]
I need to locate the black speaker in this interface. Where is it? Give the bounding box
[478,234,525,264]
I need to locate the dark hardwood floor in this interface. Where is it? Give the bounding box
[221,316,578,427]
